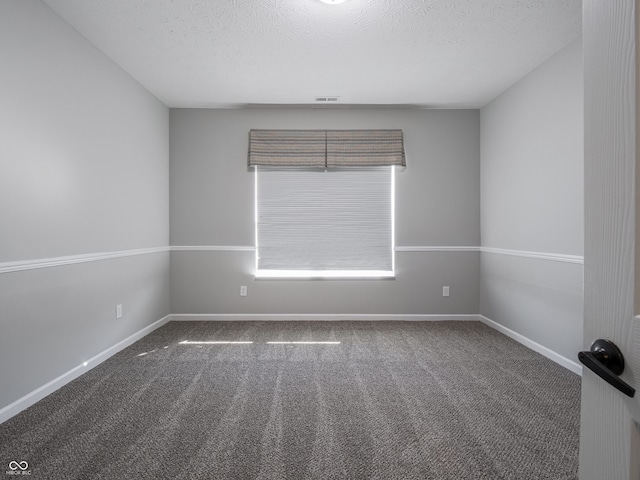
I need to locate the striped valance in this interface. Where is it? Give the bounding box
[248,129,405,168]
[326,130,405,167]
[248,129,326,168]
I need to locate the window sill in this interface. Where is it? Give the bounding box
[255,270,395,280]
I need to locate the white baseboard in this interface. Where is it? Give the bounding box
[479,315,582,375]
[0,312,581,425]
[0,315,171,425]
[169,313,480,322]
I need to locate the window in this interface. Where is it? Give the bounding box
[249,129,404,279]
[255,166,395,278]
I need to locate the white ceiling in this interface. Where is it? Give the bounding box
[41,0,582,108]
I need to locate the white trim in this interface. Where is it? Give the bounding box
[0,247,170,274]
[255,269,395,279]
[395,246,480,252]
[0,313,581,424]
[0,315,171,425]
[166,245,583,266]
[391,167,396,273]
[0,246,573,274]
[170,245,478,253]
[171,246,255,252]
[481,247,584,264]
[478,315,582,375]
[170,313,480,322]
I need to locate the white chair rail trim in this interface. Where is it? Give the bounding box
[481,247,583,264]
[0,247,170,274]
[0,245,583,274]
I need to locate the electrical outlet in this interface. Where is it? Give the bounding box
[240,286,247,297]
[442,286,450,297]
[116,304,123,319]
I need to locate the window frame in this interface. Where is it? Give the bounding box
[254,166,396,280]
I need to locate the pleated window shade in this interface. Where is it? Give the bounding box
[250,129,403,278]
[255,167,394,278]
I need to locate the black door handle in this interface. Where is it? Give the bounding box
[578,339,635,397]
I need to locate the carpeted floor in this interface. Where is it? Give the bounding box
[0,321,580,479]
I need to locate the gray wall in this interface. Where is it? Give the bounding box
[170,108,480,315]
[0,0,170,411]
[480,38,584,362]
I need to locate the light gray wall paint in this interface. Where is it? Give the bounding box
[170,108,480,314]
[481,254,583,358]
[171,251,479,315]
[0,0,170,410]
[0,254,170,407]
[481,38,583,256]
[480,38,584,361]
[1,1,169,262]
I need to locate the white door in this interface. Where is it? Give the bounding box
[581,1,640,479]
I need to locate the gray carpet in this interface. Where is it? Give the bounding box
[0,321,580,479]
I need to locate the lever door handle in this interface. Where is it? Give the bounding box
[578,339,635,398]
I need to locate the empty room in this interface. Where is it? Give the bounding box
[1,0,638,479]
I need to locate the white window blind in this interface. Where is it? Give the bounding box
[255,166,395,278]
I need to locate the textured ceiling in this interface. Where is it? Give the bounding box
[41,0,582,108]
